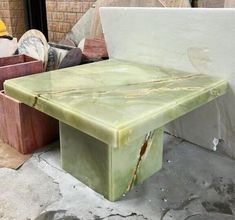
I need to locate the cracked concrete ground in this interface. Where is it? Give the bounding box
[0,133,235,220]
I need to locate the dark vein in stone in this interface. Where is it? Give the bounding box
[32,94,42,107]
[33,74,204,96]
[126,132,152,192]
[32,96,38,107]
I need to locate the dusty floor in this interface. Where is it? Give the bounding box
[0,133,235,220]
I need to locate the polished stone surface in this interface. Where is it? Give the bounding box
[4,59,227,147]
[60,122,163,201]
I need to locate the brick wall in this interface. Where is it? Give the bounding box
[46,0,96,42]
[0,0,26,39]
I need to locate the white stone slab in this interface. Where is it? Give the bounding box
[100,8,235,158]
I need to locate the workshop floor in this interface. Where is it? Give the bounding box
[0,133,235,220]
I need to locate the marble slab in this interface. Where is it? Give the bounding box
[100,8,235,157]
[100,8,235,75]
[18,30,48,70]
[4,59,227,147]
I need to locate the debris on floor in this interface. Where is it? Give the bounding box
[0,139,31,169]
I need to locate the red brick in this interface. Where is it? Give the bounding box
[57,2,69,12]
[52,12,64,21]
[82,2,93,12]
[46,11,52,20]
[0,2,9,10]
[64,12,77,23]
[48,21,58,32]
[54,32,66,42]
[46,1,57,11]
[48,31,54,41]
[0,10,11,18]
[58,22,71,33]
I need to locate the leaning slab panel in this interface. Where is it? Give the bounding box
[100,8,235,157]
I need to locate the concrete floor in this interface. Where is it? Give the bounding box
[0,133,235,220]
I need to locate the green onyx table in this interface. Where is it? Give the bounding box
[4,59,227,201]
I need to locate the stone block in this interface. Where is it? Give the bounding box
[60,122,163,201]
[0,91,59,154]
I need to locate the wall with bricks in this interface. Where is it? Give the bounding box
[0,0,26,39]
[46,0,96,42]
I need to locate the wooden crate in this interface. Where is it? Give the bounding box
[0,91,59,154]
[0,54,43,90]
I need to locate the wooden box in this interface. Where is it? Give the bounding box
[0,91,59,154]
[0,54,43,90]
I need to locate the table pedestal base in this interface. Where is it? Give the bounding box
[60,122,163,201]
